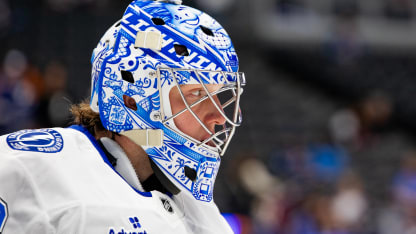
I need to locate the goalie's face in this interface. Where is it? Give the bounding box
[169,84,226,146]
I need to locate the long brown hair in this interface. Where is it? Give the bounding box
[70,100,105,136]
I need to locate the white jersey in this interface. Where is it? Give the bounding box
[0,126,233,234]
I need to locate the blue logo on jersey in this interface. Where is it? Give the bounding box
[129,217,142,229]
[109,217,147,234]
[7,129,64,153]
[0,198,8,232]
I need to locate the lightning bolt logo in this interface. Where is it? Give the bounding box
[9,133,55,147]
[6,129,64,153]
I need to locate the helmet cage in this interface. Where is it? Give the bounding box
[158,68,245,156]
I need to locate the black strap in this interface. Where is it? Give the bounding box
[97,139,118,167]
[141,173,170,194]
[149,159,180,195]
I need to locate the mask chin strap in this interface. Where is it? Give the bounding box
[120,129,164,147]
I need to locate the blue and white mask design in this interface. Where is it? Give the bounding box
[90,0,245,202]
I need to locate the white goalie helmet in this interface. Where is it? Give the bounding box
[90,0,246,202]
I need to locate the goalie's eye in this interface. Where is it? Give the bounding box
[191,90,203,97]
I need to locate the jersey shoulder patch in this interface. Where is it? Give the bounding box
[6,128,64,153]
[0,198,8,233]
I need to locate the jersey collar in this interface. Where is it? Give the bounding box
[68,125,152,197]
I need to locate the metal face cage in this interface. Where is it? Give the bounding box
[158,68,246,156]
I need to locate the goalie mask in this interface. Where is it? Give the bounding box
[90,0,245,202]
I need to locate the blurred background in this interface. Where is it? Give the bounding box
[1,0,416,233]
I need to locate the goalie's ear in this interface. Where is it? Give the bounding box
[123,95,137,111]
